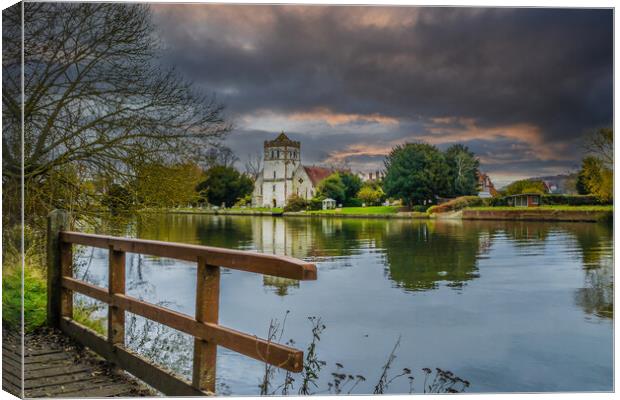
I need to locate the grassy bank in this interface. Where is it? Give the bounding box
[2,233,106,334]
[155,207,284,215]
[461,205,612,222]
[306,206,400,215]
[153,203,613,222]
[466,205,613,212]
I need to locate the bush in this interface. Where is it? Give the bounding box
[284,194,310,212]
[3,265,47,332]
[233,194,252,208]
[487,196,508,207]
[357,185,384,206]
[308,196,325,211]
[410,205,429,212]
[541,194,606,206]
[345,197,363,207]
[427,196,483,214]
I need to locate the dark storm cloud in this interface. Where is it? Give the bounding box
[151,5,612,179]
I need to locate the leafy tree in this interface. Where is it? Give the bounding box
[383,143,449,206]
[595,169,613,203]
[2,3,229,226]
[317,173,346,205]
[444,144,480,196]
[357,185,384,206]
[196,166,253,207]
[576,156,612,203]
[101,184,135,213]
[339,171,363,206]
[577,157,602,195]
[503,179,547,196]
[134,162,203,208]
[577,129,613,203]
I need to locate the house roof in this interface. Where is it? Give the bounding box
[303,166,333,186]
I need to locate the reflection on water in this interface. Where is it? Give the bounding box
[76,214,613,394]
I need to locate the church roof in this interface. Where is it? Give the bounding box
[265,131,300,148]
[303,166,333,186]
[276,132,290,141]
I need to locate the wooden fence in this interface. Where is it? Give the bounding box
[46,210,317,396]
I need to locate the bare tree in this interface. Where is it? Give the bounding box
[202,146,240,169]
[244,151,263,179]
[584,128,613,169]
[2,3,230,222]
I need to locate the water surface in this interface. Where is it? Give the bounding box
[75,215,613,394]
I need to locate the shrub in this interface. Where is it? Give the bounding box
[346,198,364,207]
[487,196,508,207]
[427,196,483,214]
[3,265,47,332]
[234,194,252,208]
[541,194,605,206]
[284,194,310,212]
[357,185,384,206]
[410,205,429,212]
[308,196,325,211]
[503,179,547,196]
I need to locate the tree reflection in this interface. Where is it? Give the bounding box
[568,222,613,319]
[381,220,484,291]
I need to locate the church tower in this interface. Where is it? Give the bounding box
[261,132,301,207]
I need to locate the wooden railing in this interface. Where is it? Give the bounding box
[46,210,317,396]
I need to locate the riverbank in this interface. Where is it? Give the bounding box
[153,205,612,222]
[144,207,284,216]
[461,206,613,222]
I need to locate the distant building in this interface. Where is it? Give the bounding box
[252,132,333,207]
[367,170,385,181]
[322,198,337,210]
[506,193,542,207]
[477,172,498,198]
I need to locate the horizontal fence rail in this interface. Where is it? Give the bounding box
[46,210,317,396]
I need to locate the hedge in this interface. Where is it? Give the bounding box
[427,196,484,214]
[541,194,606,206]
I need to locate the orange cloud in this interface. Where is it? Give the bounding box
[324,142,399,165]
[290,107,399,127]
[324,117,571,168]
[421,117,569,161]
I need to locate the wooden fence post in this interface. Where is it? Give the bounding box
[108,246,126,345]
[192,256,220,393]
[47,209,71,327]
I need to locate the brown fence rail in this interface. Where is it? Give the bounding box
[46,210,317,396]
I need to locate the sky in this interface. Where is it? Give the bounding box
[151,5,612,187]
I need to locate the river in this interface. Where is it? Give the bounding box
[74,214,613,394]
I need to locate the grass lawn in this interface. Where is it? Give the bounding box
[228,207,283,213]
[466,205,613,212]
[306,206,400,215]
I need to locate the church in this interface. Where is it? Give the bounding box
[252,133,333,208]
